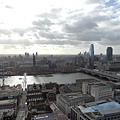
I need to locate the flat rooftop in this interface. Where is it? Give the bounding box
[0,99,17,105]
[58,92,94,103]
[33,113,67,120]
[79,101,120,113]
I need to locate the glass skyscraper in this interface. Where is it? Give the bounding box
[106,47,113,61]
[89,44,94,69]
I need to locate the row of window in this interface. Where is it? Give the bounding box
[105,115,120,120]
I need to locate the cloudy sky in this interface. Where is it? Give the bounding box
[0,0,120,55]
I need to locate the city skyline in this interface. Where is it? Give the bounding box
[0,0,120,55]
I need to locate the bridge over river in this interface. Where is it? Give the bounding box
[77,68,120,82]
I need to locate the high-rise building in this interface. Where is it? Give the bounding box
[89,44,94,69]
[36,52,38,57]
[25,52,29,58]
[33,53,36,66]
[106,47,113,61]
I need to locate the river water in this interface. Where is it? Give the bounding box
[0,73,100,86]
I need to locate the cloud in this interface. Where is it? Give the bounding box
[0,39,33,45]
[5,5,13,9]
[32,18,54,26]
[34,39,81,46]
[12,28,28,36]
[36,8,62,19]
[85,0,103,4]
[0,0,120,54]
[65,16,98,33]
[0,29,12,35]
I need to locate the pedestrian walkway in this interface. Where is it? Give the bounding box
[16,90,28,120]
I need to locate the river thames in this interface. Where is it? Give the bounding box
[0,72,101,86]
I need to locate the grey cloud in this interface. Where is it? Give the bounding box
[67,12,108,23]
[32,18,54,26]
[0,39,33,45]
[1,0,120,50]
[37,13,60,19]
[5,5,13,9]
[3,44,18,49]
[76,31,103,41]
[100,39,120,46]
[38,32,65,40]
[34,39,81,46]
[32,26,50,32]
[36,8,62,19]
[33,33,40,39]
[12,28,28,36]
[3,44,28,50]
[51,8,62,13]
[65,17,98,33]
[39,32,56,39]
[32,19,54,33]
[105,31,120,43]
[85,0,102,4]
[0,29,12,35]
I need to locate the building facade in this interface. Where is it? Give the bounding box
[71,100,120,120]
[89,44,94,69]
[106,47,113,61]
[82,82,114,101]
[56,92,94,118]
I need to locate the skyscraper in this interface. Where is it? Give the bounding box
[89,44,94,69]
[33,53,36,66]
[106,47,113,61]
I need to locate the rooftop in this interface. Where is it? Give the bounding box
[58,92,94,103]
[0,99,17,105]
[0,109,14,117]
[0,84,22,92]
[33,112,67,120]
[78,100,120,118]
[32,103,68,120]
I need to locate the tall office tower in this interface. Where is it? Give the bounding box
[36,52,38,57]
[106,47,113,61]
[25,52,29,58]
[89,44,94,69]
[33,53,36,66]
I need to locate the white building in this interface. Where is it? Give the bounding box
[56,92,94,118]
[82,82,114,101]
[71,100,120,120]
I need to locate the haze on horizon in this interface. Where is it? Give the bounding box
[0,0,120,55]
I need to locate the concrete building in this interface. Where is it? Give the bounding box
[60,83,82,94]
[31,103,68,120]
[0,84,22,99]
[106,47,113,61]
[76,78,98,91]
[0,99,17,116]
[71,99,120,120]
[26,83,44,106]
[27,82,60,106]
[91,83,114,101]
[103,61,120,71]
[82,82,114,101]
[56,92,95,118]
[0,109,14,120]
